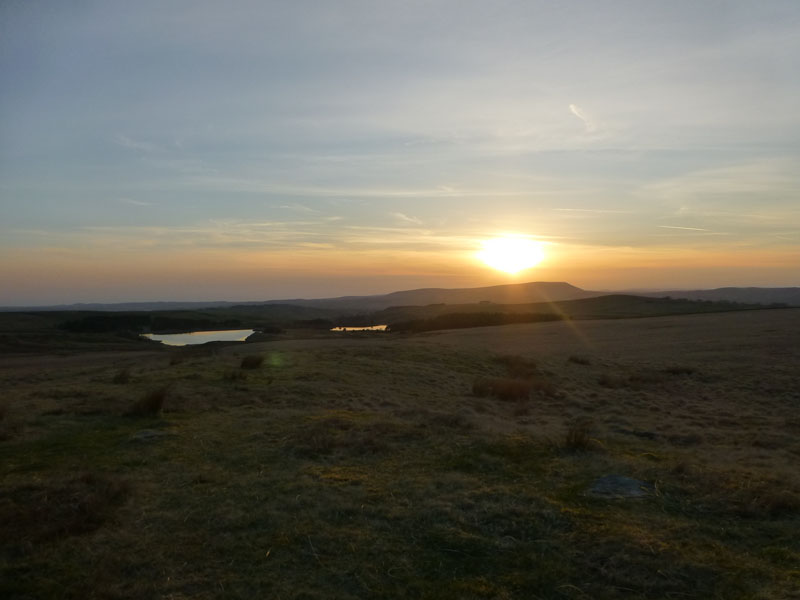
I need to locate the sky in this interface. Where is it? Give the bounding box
[1,0,798,305]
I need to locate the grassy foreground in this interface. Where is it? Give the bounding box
[1,312,799,599]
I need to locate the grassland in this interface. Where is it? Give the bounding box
[1,309,799,599]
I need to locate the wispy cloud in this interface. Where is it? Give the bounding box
[569,104,596,133]
[554,208,633,214]
[640,160,800,211]
[118,198,151,207]
[185,175,534,199]
[658,225,709,232]
[280,203,319,213]
[390,212,422,225]
[114,134,160,153]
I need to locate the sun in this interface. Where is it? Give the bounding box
[477,236,545,274]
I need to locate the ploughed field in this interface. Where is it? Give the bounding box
[1,309,799,599]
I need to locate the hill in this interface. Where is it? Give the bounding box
[643,287,800,306]
[268,281,598,311]
[3,282,797,313]
[379,294,767,333]
[0,282,597,313]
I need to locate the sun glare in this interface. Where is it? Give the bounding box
[478,236,545,274]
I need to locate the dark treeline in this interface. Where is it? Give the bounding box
[60,314,243,334]
[387,312,566,333]
[60,314,152,333]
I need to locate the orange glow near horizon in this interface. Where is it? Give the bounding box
[477,236,546,274]
[1,241,799,305]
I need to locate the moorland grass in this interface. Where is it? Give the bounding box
[112,367,132,384]
[1,322,799,599]
[472,376,532,400]
[1,472,130,547]
[126,386,168,417]
[240,354,265,369]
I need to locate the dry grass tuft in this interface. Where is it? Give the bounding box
[240,354,265,370]
[562,419,596,451]
[493,354,539,378]
[473,376,532,401]
[528,375,557,397]
[567,355,591,365]
[126,386,168,417]
[111,367,132,384]
[486,355,557,397]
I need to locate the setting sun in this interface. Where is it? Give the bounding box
[477,236,546,274]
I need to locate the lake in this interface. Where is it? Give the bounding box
[142,329,255,346]
[330,325,388,332]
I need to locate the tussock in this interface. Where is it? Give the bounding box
[562,419,597,451]
[240,354,265,369]
[126,386,168,416]
[567,355,591,365]
[472,376,532,401]
[493,354,539,378]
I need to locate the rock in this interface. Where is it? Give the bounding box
[129,429,175,443]
[587,475,654,499]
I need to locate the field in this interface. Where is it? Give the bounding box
[1,309,799,599]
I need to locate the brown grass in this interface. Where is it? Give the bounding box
[567,354,591,365]
[665,365,697,376]
[0,473,130,548]
[493,354,539,378]
[0,402,15,441]
[240,354,265,369]
[126,386,168,416]
[222,369,248,381]
[562,418,596,451]
[2,309,799,599]
[112,367,132,384]
[287,413,417,458]
[472,376,532,401]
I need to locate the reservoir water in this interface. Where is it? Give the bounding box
[330,325,388,332]
[142,329,255,346]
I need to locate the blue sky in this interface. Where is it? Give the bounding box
[1,1,798,304]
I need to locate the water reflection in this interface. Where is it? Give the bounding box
[142,329,255,346]
[330,325,388,332]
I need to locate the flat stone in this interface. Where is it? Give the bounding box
[587,475,654,499]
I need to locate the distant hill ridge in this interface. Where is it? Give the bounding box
[1,282,798,312]
[267,281,598,311]
[642,287,800,306]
